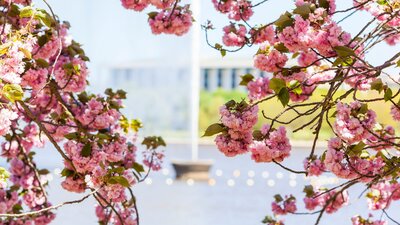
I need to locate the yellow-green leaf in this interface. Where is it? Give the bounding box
[2,84,24,102]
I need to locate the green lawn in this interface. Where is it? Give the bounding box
[199,88,399,141]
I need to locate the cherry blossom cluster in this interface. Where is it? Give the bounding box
[250,125,291,163]
[303,155,325,176]
[352,215,387,225]
[324,137,385,181]
[148,4,193,36]
[271,195,297,215]
[0,1,165,224]
[202,0,400,223]
[212,0,253,21]
[302,185,349,214]
[265,186,350,224]
[214,100,258,157]
[354,0,400,45]
[121,0,193,36]
[390,105,400,121]
[222,23,247,47]
[334,102,377,144]
[366,181,400,210]
[254,47,288,73]
[246,77,273,102]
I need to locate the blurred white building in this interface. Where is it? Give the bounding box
[97,58,266,138]
[199,59,267,91]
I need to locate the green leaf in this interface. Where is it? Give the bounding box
[61,168,74,177]
[358,103,368,114]
[274,42,289,53]
[38,35,49,47]
[77,92,90,104]
[220,49,226,57]
[289,80,302,95]
[142,136,166,149]
[0,167,10,182]
[64,132,79,140]
[35,58,49,68]
[109,167,125,175]
[384,88,393,102]
[132,162,145,173]
[318,0,330,9]
[97,133,110,140]
[35,9,53,27]
[108,176,130,187]
[274,12,294,30]
[239,74,254,86]
[321,151,327,162]
[8,4,20,17]
[0,42,12,56]
[303,185,315,197]
[278,88,290,107]
[2,84,24,102]
[19,6,33,18]
[262,216,275,224]
[252,130,264,141]
[12,204,23,214]
[332,56,354,67]
[348,141,366,156]
[130,119,143,132]
[203,123,225,137]
[38,169,50,175]
[225,100,236,109]
[80,143,92,157]
[214,43,223,50]
[116,89,127,99]
[147,11,158,19]
[293,3,312,18]
[333,46,356,58]
[269,78,286,93]
[360,150,370,158]
[370,79,383,93]
[274,194,283,202]
[292,86,303,95]
[19,48,31,59]
[377,0,388,5]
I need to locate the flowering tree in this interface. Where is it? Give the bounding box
[0,0,166,224]
[126,0,400,224]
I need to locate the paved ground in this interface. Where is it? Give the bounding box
[2,144,399,225]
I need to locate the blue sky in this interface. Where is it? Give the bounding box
[42,0,400,69]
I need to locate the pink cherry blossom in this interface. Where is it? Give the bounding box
[250,125,291,163]
[334,102,376,144]
[222,23,247,47]
[121,0,149,11]
[212,0,253,21]
[21,68,48,90]
[54,56,88,92]
[0,108,18,136]
[148,5,192,36]
[271,195,297,215]
[254,47,288,73]
[247,77,273,102]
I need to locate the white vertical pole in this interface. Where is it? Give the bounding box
[190,0,200,161]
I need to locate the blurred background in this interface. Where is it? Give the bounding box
[14,0,400,224]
